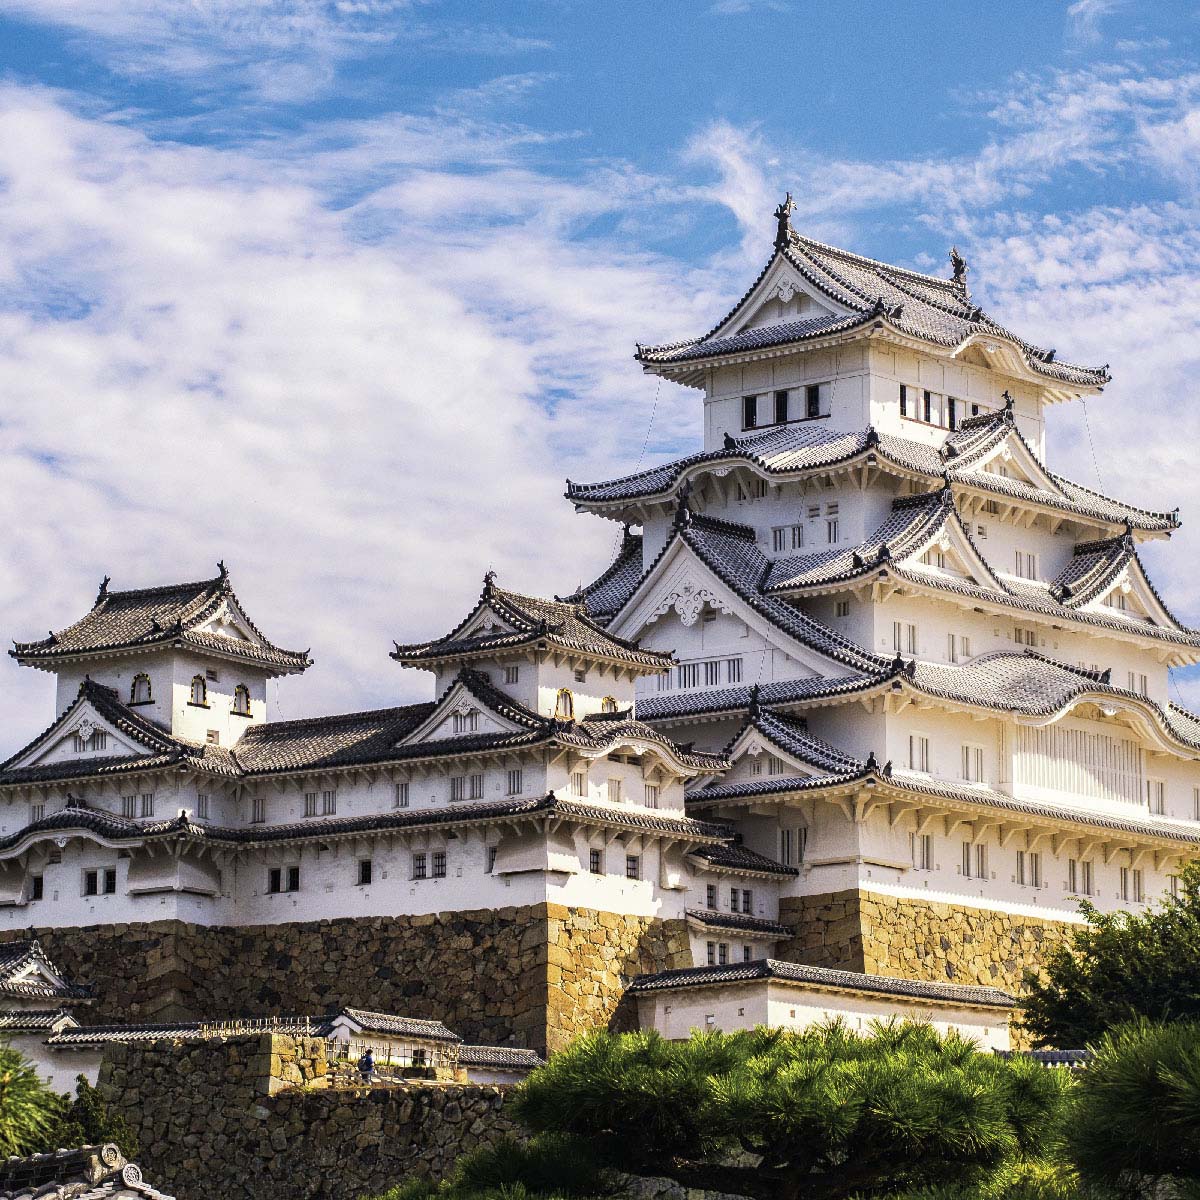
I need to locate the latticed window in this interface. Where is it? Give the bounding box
[412,853,427,881]
[507,769,522,796]
[140,793,155,818]
[304,793,318,818]
[251,797,265,824]
[122,795,136,819]
[625,854,640,880]
[589,849,602,874]
[432,851,447,879]
[571,771,587,797]
[643,784,659,809]
[452,709,479,734]
[321,790,336,815]
[395,782,409,808]
[196,793,209,820]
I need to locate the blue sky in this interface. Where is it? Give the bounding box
[0,0,1199,742]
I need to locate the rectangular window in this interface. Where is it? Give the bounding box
[774,389,789,425]
[1194,786,1200,821]
[644,784,659,808]
[742,395,757,430]
[962,841,972,878]
[357,859,373,886]
[1128,672,1148,697]
[1147,779,1166,815]
[196,793,209,820]
[487,846,498,873]
[29,803,44,823]
[432,851,447,879]
[413,853,427,880]
[589,849,602,875]
[729,887,740,913]
[286,866,299,892]
[304,792,318,817]
[507,769,523,796]
[908,735,930,773]
[1082,860,1094,896]
[1132,868,1143,902]
[1170,873,1179,898]
[1014,551,1040,580]
[975,844,988,880]
[574,668,587,684]
[625,854,640,880]
[772,526,787,552]
[321,790,336,815]
[206,730,220,746]
[826,518,839,544]
[947,397,957,430]
[961,745,984,783]
[923,389,933,422]
[140,793,155,818]
[451,776,466,802]
[571,771,587,797]
[251,797,266,824]
[948,633,971,663]
[706,883,717,909]
[83,870,98,897]
[717,942,729,965]
[767,754,785,775]
[791,524,804,549]
[703,659,721,686]
[1030,852,1042,889]
[122,795,136,819]
[452,710,478,734]
[707,941,716,965]
[893,622,918,654]
[504,665,519,685]
[1067,857,1077,894]
[395,781,409,808]
[742,888,753,913]
[911,833,933,870]
[678,662,700,688]
[899,383,909,416]
[1015,626,1038,647]
[1016,850,1026,886]
[29,875,43,902]
[607,778,622,804]
[470,774,484,799]
[267,867,283,894]
[725,658,743,683]
[805,383,821,418]
[976,523,988,539]
[807,504,820,518]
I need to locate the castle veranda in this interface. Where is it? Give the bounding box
[0,201,1196,1054]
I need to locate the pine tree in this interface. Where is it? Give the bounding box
[1021,860,1200,1047]
[0,1042,63,1156]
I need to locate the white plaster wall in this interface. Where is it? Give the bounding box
[11,1035,101,1092]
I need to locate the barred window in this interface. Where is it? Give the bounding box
[487,846,498,873]
[625,854,640,880]
[321,790,336,815]
[507,769,523,796]
[122,795,136,819]
[395,781,409,808]
[196,793,209,820]
[29,803,44,823]
[140,793,155,818]
[589,849,602,874]
[452,710,479,734]
[251,797,266,824]
[304,792,318,818]
[432,851,447,879]
[412,853,427,880]
[643,784,659,808]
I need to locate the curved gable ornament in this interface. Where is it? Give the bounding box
[652,580,732,627]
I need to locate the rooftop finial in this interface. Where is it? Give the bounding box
[483,569,496,596]
[748,683,761,720]
[1001,390,1015,418]
[673,480,693,529]
[96,575,111,604]
[949,245,969,288]
[773,192,796,250]
[216,560,229,581]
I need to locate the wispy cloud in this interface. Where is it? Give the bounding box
[1066,0,1126,44]
[0,1,548,101]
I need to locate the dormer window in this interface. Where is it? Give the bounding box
[232,684,251,716]
[190,676,208,707]
[452,709,479,734]
[130,674,152,704]
[555,689,575,720]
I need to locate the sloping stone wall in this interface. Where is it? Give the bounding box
[2,904,688,1055]
[98,1035,518,1200]
[778,889,1073,993]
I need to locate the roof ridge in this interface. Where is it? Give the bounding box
[792,232,964,293]
[242,700,436,735]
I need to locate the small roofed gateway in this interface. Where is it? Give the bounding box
[0,1144,172,1200]
[628,960,1016,1051]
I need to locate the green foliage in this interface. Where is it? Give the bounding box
[1065,1020,1200,1198]
[0,1042,64,1157]
[40,1075,138,1160]
[1021,859,1200,1048]
[359,1134,613,1200]
[513,1021,1074,1200]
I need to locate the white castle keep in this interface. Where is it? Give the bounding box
[0,200,1195,1054]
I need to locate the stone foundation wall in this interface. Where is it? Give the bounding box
[544,906,690,1053]
[778,889,1074,994]
[2,904,687,1055]
[98,1035,519,1200]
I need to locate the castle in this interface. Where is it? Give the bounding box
[0,200,1196,1055]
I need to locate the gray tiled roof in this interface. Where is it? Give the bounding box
[10,567,309,673]
[627,958,1016,1008]
[688,841,798,876]
[0,1008,76,1032]
[558,528,645,621]
[734,708,867,775]
[0,1145,172,1200]
[457,1044,544,1070]
[637,674,873,723]
[45,1017,332,1047]
[392,574,671,670]
[685,909,790,936]
[1,791,733,857]
[567,415,1175,533]
[0,939,91,1001]
[338,1008,460,1042]
[637,233,1107,389]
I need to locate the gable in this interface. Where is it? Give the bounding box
[962,433,1060,495]
[898,511,1001,591]
[5,700,155,772]
[1081,562,1178,630]
[400,679,529,746]
[458,604,520,640]
[725,728,821,782]
[196,598,264,647]
[607,539,836,680]
[718,257,848,339]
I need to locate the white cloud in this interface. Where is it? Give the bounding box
[1066,0,1126,44]
[0,1,549,101]
[0,85,723,748]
